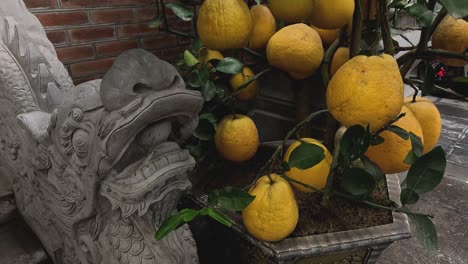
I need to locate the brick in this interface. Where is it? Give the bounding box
[177,35,192,46]
[160,46,184,61]
[114,0,154,6]
[35,12,89,27]
[96,40,139,56]
[68,27,115,43]
[90,9,135,23]
[46,31,67,44]
[56,45,94,62]
[61,0,112,8]
[118,23,155,37]
[24,0,56,9]
[135,7,158,21]
[70,57,115,77]
[74,74,103,85]
[141,34,177,50]
[170,20,192,32]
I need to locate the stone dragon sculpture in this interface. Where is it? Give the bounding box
[0,1,203,263]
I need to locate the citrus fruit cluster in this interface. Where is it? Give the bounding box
[197,0,356,82]
[195,0,446,243]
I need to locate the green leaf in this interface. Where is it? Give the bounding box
[388,125,410,140]
[451,77,468,83]
[215,57,244,74]
[409,214,438,253]
[193,113,217,140]
[389,0,409,8]
[401,188,420,205]
[208,187,255,211]
[201,80,217,101]
[184,50,199,66]
[165,2,194,21]
[340,125,372,161]
[255,0,262,5]
[422,64,435,96]
[362,156,385,183]
[288,142,325,170]
[186,144,205,162]
[371,135,385,146]
[404,132,424,164]
[155,209,199,240]
[438,0,468,20]
[200,208,232,227]
[200,113,217,125]
[191,39,203,56]
[188,66,209,88]
[148,16,163,28]
[281,161,291,171]
[342,168,376,199]
[215,82,227,99]
[406,146,446,194]
[406,3,435,27]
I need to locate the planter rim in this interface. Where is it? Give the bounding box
[190,173,411,261]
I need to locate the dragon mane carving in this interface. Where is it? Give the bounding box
[0,1,203,263]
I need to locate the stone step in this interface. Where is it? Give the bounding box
[0,193,51,264]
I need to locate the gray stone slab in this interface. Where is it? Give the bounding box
[449,144,468,167]
[438,104,468,121]
[440,116,468,141]
[415,202,468,262]
[379,239,456,264]
[420,177,468,218]
[444,162,468,182]
[438,98,468,110]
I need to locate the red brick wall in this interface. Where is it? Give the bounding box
[25,0,191,84]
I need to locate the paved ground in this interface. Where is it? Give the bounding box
[379,96,468,264]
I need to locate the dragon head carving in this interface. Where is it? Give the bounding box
[0,9,203,263]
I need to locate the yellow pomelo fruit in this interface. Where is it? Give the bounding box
[198,47,224,64]
[363,0,378,20]
[330,47,350,77]
[310,0,355,29]
[267,23,324,79]
[249,5,276,50]
[197,0,253,51]
[230,67,258,101]
[215,114,259,162]
[310,25,340,47]
[404,96,441,154]
[326,54,404,132]
[242,174,298,242]
[284,138,333,192]
[269,0,314,23]
[432,15,468,66]
[365,106,424,174]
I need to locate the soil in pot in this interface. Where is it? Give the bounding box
[189,145,393,237]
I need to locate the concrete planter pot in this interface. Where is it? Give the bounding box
[185,173,411,264]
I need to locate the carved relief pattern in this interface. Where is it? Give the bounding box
[0,2,204,263]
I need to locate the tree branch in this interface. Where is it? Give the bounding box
[242,47,266,60]
[244,109,329,190]
[281,174,434,219]
[378,0,395,55]
[222,68,271,103]
[350,0,364,57]
[422,49,468,61]
[405,78,468,102]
